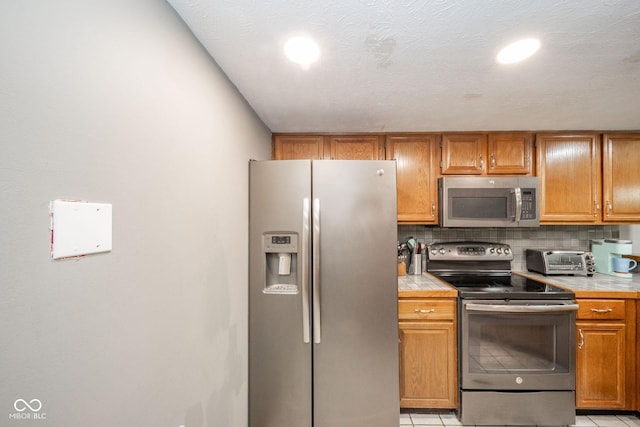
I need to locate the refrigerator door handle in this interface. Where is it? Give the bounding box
[301,198,310,344]
[312,197,321,344]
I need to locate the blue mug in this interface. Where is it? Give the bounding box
[612,257,637,273]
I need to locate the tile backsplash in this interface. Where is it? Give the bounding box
[398,225,621,271]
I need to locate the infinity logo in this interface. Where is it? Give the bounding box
[14,399,42,412]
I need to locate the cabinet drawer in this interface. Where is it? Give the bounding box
[576,299,626,320]
[398,299,456,320]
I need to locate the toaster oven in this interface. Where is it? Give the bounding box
[526,249,595,276]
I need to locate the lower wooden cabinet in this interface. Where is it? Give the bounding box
[576,298,636,410]
[576,321,627,408]
[398,298,457,408]
[637,299,640,412]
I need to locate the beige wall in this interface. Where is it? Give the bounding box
[0,1,270,425]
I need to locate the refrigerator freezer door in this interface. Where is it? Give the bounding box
[249,160,312,427]
[312,160,400,427]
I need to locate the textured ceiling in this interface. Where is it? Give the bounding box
[166,0,640,133]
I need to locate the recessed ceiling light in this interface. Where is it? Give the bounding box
[284,36,320,70]
[496,38,541,64]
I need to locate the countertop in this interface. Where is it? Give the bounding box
[398,273,457,298]
[514,270,640,299]
[398,271,640,299]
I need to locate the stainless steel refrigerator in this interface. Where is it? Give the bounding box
[249,160,399,427]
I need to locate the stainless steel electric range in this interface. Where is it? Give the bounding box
[427,241,578,427]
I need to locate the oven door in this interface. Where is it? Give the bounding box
[461,299,577,391]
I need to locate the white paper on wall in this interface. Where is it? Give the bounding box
[50,199,112,260]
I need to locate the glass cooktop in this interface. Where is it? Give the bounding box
[434,274,574,299]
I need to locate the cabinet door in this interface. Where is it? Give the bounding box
[576,322,626,409]
[487,133,533,175]
[273,135,324,160]
[536,133,601,223]
[441,133,486,174]
[602,133,640,221]
[328,135,382,160]
[387,135,439,224]
[399,321,457,408]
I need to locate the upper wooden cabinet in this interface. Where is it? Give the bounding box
[272,134,383,160]
[441,133,533,175]
[602,133,640,222]
[441,133,486,174]
[536,133,602,223]
[487,133,534,174]
[386,134,439,224]
[274,131,640,224]
[273,135,324,160]
[328,135,382,160]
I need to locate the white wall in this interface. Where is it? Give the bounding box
[0,1,270,426]
[619,225,640,248]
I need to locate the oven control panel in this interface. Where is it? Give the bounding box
[428,242,514,261]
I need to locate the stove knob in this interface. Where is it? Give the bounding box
[488,248,495,254]
[496,248,502,254]
[439,248,446,255]
[504,248,511,255]
[430,248,438,255]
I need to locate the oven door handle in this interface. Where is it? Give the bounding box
[465,303,579,313]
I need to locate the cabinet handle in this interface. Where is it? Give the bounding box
[415,308,435,314]
[578,328,584,349]
[490,153,496,168]
[591,308,613,313]
[606,201,612,216]
[431,203,436,217]
[479,155,484,170]
[594,201,600,218]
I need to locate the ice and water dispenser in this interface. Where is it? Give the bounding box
[263,232,299,294]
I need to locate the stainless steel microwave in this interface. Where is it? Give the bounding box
[438,176,540,227]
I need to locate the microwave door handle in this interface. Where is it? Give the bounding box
[514,187,522,222]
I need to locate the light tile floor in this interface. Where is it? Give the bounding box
[400,412,640,427]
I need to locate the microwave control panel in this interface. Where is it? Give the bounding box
[520,189,536,220]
